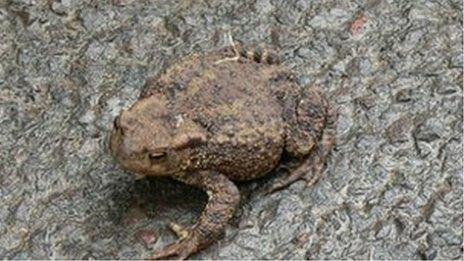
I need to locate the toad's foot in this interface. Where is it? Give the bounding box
[215,33,280,65]
[151,229,201,260]
[215,33,240,64]
[168,222,189,240]
[264,157,316,194]
[151,171,240,260]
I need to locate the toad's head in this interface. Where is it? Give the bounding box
[109,95,206,177]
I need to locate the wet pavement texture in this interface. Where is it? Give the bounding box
[0,0,462,259]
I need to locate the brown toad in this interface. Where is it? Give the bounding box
[109,45,336,259]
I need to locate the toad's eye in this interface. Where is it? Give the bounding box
[149,152,166,163]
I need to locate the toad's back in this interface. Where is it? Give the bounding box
[143,51,288,180]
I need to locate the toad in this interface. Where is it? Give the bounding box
[109,42,336,259]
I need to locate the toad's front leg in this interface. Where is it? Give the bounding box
[151,171,240,260]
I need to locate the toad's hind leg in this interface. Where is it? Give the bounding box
[237,44,281,64]
[266,90,337,194]
[151,171,240,260]
[216,33,281,65]
[303,106,337,186]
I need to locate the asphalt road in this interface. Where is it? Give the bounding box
[0,0,462,259]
